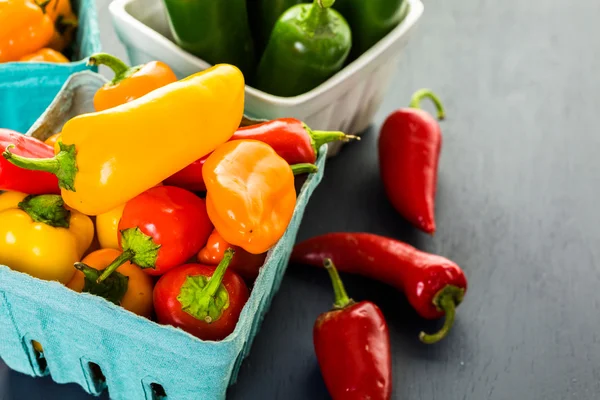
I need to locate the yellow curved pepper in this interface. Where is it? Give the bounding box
[0,191,94,284]
[96,204,124,250]
[3,64,245,216]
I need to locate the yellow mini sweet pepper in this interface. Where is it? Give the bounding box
[2,64,245,216]
[0,191,94,284]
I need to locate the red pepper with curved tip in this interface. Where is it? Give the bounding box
[198,229,267,282]
[314,259,392,400]
[164,118,356,191]
[154,249,250,341]
[292,232,467,344]
[95,186,213,282]
[379,89,445,234]
[0,129,59,194]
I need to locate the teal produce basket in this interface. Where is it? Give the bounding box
[0,72,326,399]
[0,0,101,133]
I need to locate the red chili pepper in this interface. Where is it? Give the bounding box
[292,232,467,344]
[197,229,267,282]
[0,129,59,194]
[164,118,356,191]
[379,89,445,234]
[95,186,213,282]
[154,249,250,341]
[314,259,392,400]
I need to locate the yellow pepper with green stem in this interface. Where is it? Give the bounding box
[2,64,245,216]
[0,191,94,284]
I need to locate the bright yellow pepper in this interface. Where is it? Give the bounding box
[2,64,245,216]
[0,191,94,284]
[96,204,124,249]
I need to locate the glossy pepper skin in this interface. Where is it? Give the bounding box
[203,140,317,255]
[162,0,255,77]
[247,0,301,53]
[0,192,94,284]
[2,64,245,216]
[95,186,213,283]
[165,118,355,192]
[292,232,467,343]
[334,0,409,60]
[315,260,392,400]
[68,249,154,318]
[19,47,69,62]
[0,129,60,194]
[154,249,250,341]
[0,0,54,62]
[87,53,177,112]
[95,204,125,250]
[255,0,352,97]
[198,229,267,282]
[379,89,445,234]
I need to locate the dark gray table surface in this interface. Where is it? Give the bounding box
[2,0,600,399]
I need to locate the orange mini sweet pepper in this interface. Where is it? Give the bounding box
[0,0,55,63]
[19,47,69,63]
[88,53,178,111]
[203,140,318,254]
[46,0,77,52]
[3,64,245,216]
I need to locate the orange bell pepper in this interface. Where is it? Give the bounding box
[0,0,55,63]
[87,53,178,112]
[19,47,69,63]
[44,132,62,148]
[203,140,318,254]
[68,248,154,318]
[46,0,77,52]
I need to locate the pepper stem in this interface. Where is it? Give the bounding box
[18,195,70,228]
[324,259,353,309]
[318,0,335,8]
[96,250,134,283]
[87,53,141,86]
[419,285,464,344]
[202,248,234,299]
[291,163,318,175]
[303,123,360,153]
[35,0,51,13]
[2,145,59,174]
[409,89,446,120]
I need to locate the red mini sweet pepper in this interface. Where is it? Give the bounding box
[314,259,392,400]
[95,185,213,282]
[0,129,60,194]
[379,89,445,234]
[165,118,356,191]
[292,232,467,344]
[154,249,250,341]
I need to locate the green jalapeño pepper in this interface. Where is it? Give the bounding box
[162,0,256,77]
[334,0,409,60]
[255,0,351,97]
[248,0,302,54]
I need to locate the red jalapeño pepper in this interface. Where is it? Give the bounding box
[154,249,250,341]
[164,118,356,191]
[0,129,59,194]
[292,232,467,344]
[198,229,267,282]
[314,259,392,400]
[379,89,445,234]
[95,186,213,282]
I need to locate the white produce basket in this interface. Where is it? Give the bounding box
[109,0,424,155]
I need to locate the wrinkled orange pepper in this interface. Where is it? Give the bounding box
[68,248,154,318]
[19,47,69,63]
[203,140,318,254]
[87,53,178,112]
[0,0,55,63]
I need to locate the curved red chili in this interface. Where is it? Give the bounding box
[292,232,467,344]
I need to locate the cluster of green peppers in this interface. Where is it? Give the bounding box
[162,0,409,97]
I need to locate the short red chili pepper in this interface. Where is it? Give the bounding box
[0,129,59,194]
[154,249,250,341]
[198,229,267,282]
[379,89,445,234]
[314,259,392,400]
[164,118,356,191]
[292,232,467,344]
[96,186,213,282]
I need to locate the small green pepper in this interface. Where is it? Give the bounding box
[334,0,409,60]
[162,0,256,77]
[255,0,352,97]
[247,0,302,54]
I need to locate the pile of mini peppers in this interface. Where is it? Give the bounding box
[162,0,410,97]
[0,55,358,343]
[0,0,79,63]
